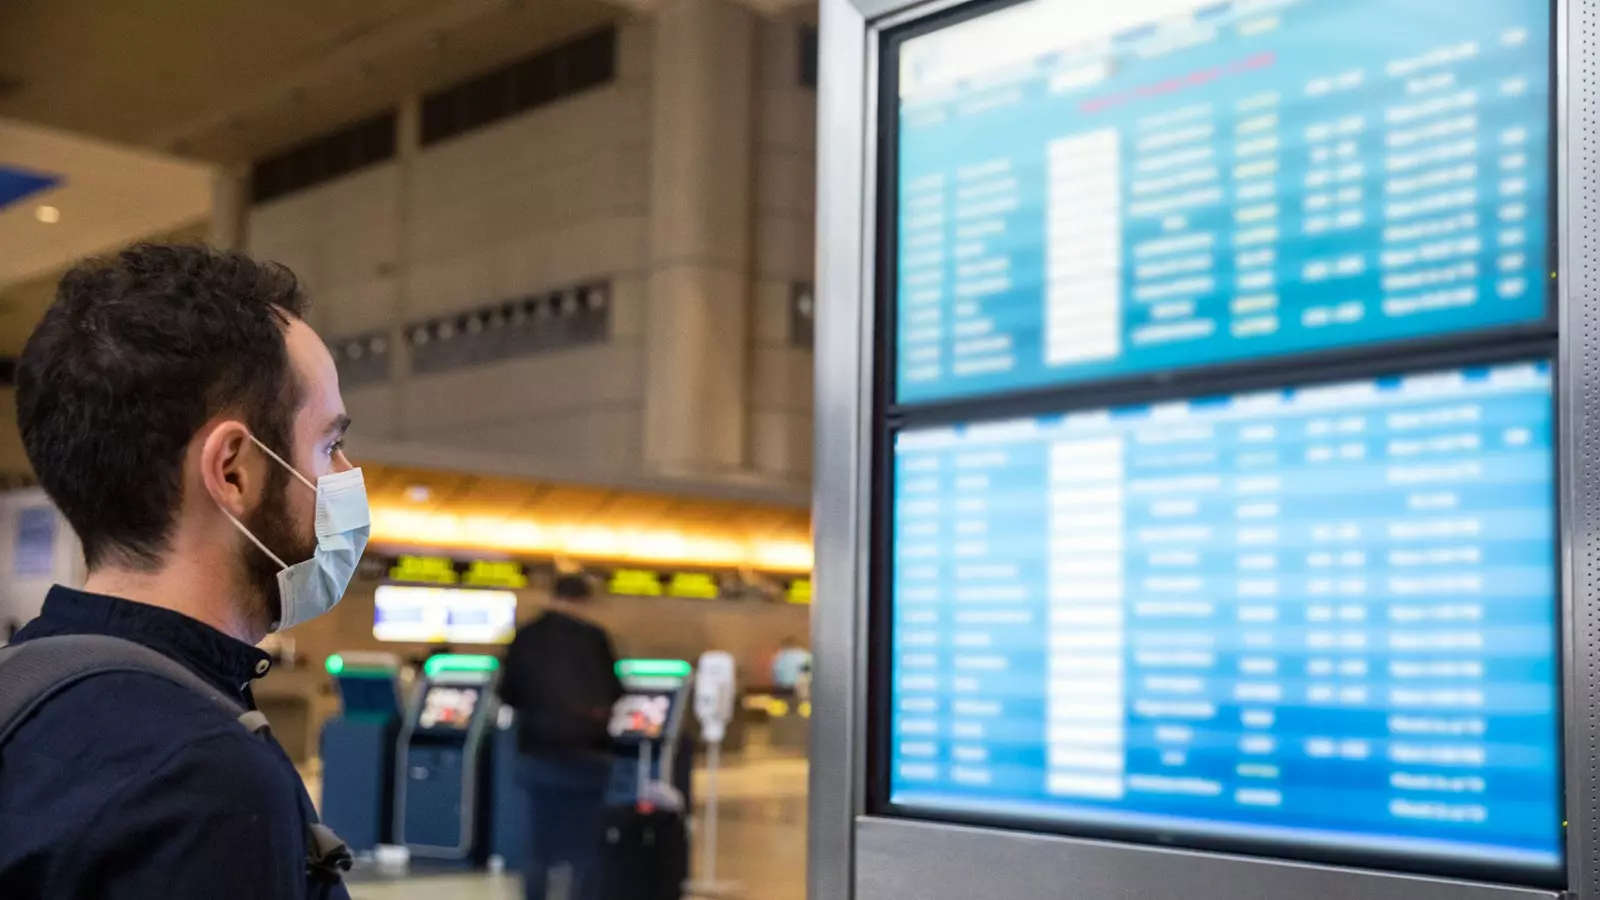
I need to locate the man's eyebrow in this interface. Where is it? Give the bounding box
[326,414,352,438]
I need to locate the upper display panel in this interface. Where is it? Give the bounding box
[892,0,1552,406]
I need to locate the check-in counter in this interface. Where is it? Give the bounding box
[740,689,810,756]
[255,667,339,765]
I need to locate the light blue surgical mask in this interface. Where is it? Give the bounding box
[223,435,371,632]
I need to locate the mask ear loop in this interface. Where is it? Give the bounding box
[218,433,317,570]
[248,434,318,492]
[222,510,290,570]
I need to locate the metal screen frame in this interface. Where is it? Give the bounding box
[811,0,1587,897]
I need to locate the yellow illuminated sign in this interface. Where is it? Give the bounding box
[608,569,664,597]
[463,559,528,589]
[786,578,813,605]
[666,572,721,600]
[389,555,459,585]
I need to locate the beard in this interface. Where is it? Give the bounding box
[240,462,317,631]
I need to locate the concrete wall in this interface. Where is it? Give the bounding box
[751,12,817,482]
[244,8,816,487]
[248,21,653,468]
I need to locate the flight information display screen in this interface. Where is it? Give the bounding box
[887,360,1560,874]
[893,0,1552,404]
[373,586,517,645]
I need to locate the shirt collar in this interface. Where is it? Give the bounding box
[29,586,272,695]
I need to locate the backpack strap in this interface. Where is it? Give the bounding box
[0,634,249,746]
[0,634,351,881]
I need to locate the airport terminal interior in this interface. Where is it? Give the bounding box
[0,0,1591,898]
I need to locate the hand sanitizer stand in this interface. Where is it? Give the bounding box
[687,651,740,899]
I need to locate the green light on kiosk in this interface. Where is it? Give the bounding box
[326,654,346,675]
[616,659,692,679]
[424,653,501,678]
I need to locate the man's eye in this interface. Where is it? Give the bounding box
[328,439,346,457]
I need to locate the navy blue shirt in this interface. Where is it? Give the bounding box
[0,587,351,900]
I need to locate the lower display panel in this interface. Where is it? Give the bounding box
[885,359,1562,883]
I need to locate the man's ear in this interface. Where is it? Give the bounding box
[199,420,261,518]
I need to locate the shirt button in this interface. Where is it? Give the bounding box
[254,659,271,677]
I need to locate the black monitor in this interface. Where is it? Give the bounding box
[609,690,677,742]
[416,685,482,732]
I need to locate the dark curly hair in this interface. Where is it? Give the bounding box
[16,243,309,570]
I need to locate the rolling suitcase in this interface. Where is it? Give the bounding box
[598,741,688,900]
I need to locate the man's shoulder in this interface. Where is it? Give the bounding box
[553,610,609,638]
[0,674,320,900]
[519,610,600,638]
[3,670,280,777]
[0,672,301,851]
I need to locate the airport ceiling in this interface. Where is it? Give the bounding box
[0,0,622,162]
[0,121,212,287]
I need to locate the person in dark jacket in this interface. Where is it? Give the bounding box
[498,574,624,900]
[0,244,365,899]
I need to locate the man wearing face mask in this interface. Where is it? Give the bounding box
[0,244,366,899]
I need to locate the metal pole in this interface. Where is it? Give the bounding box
[702,739,721,884]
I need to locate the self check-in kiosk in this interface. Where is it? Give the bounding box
[607,659,694,807]
[486,705,527,873]
[319,652,403,854]
[485,658,696,873]
[814,1,1591,899]
[394,653,499,861]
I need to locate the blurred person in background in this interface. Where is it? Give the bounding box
[498,574,624,900]
[0,244,363,899]
[771,635,812,692]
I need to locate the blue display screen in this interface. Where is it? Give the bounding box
[888,360,1560,872]
[894,0,1552,404]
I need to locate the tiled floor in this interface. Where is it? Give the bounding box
[337,755,809,900]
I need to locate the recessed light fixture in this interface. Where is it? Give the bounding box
[405,485,432,503]
[35,205,59,224]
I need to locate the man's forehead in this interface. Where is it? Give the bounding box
[283,319,344,421]
[283,318,332,368]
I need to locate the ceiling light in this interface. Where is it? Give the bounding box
[34,205,59,224]
[366,506,815,573]
[405,485,432,503]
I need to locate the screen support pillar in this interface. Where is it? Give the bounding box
[811,0,872,898]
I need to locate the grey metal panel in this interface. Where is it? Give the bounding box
[330,330,395,389]
[810,0,872,897]
[406,283,610,376]
[856,818,1561,900]
[1563,0,1600,898]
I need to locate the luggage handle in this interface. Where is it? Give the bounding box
[636,739,655,813]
